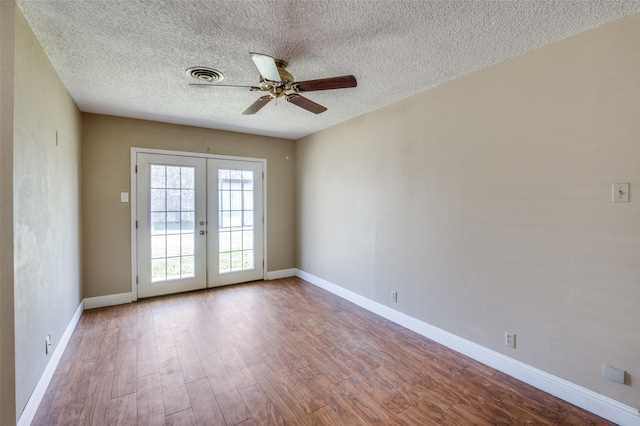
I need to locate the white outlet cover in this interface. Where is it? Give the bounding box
[505,331,516,348]
[121,192,129,203]
[603,364,625,384]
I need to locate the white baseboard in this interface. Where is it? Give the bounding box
[17,301,84,426]
[296,269,640,426]
[266,268,297,280]
[83,292,132,310]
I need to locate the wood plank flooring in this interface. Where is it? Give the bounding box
[32,277,612,425]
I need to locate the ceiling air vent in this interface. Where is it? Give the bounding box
[186,67,224,83]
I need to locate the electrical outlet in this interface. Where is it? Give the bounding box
[45,333,52,355]
[602,364,625,384]
[391,291,398,302]
[504,331,516,349]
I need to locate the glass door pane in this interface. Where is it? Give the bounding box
[218,169,255,274]
[149,164,196,281]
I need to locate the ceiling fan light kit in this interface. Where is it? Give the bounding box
[190,52,357,115]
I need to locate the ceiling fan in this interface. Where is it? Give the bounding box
[191,52,357,115]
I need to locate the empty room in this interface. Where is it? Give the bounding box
[1,1,639,425]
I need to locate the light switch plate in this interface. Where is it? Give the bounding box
[612,183,629,203]
[120,192,129,203]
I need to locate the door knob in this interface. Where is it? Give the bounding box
[199,230,205,235]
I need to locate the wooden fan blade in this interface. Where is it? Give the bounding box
[249,52,281,83]
[286,94,327,114]
[242,95,272,115]
[292,75,357,93]
[190,83,260,91]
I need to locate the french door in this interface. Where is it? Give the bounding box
[207,159,264,287]
[135,152,264,299]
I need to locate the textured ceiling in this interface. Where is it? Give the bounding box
[17,1,640,140]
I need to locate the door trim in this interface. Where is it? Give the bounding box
[130,147,268,301]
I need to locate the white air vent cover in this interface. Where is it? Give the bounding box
[186,67,224,83]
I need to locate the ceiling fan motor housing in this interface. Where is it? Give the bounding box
[274,60,293,83]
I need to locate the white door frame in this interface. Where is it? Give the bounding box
[130,147,268,301]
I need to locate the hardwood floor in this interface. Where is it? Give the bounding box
[33,277,611,425]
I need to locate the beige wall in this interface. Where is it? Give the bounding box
[297,13,640,408]
[13,6,83,418]
[0,1,16,423]
[82,114,296,298]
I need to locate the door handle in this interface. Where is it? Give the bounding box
[199,230,206,235]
